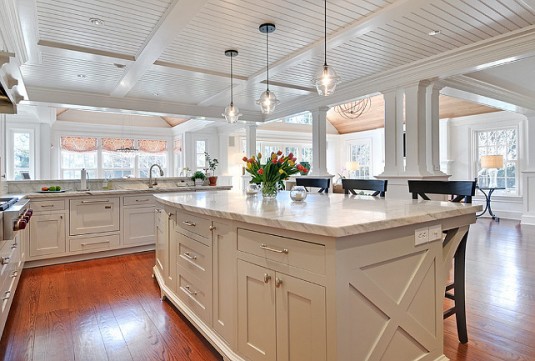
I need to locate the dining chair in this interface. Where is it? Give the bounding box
[341,179,388,197]
[408,179,477,344]
[295,177,330,193]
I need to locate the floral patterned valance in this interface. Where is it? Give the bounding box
[139,139,167,154]
[61,136,97,152]
[102,138,135,152]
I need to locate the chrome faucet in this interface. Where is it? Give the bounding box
[148,164,164,188]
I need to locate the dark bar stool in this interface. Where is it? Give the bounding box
[342,179,388,197]
[296,177,330,193]
[408,179,477,344]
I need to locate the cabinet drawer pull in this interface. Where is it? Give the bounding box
[81,241,110,247]
[104,205,112,209]
[135,199,150,202]
[209,225,216,231]
[183,252,197,261]
[183,221,196,227]
[155,208,162,213]
[168,213,174,219]
[260,244,289,254]
[263,273,271,283]
[11,271,18,278]
[81,200,110,204]
[1,257,10,265]
[184,285,198,296]
[275,277,283,288]
[2,291,11,301]
[41,204,55,208]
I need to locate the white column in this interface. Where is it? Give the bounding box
[404,80,432,176]
[521,113,535,225]
[310,106,330,176]
[378,89,404,176]
[427,81,448,176]
[245,123,257,157]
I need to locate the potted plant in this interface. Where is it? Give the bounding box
[191,171,206,186]
[205,152,219,186]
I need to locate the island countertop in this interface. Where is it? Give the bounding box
[154,190,482,238]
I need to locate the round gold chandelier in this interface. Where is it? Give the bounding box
[333,98,372,119]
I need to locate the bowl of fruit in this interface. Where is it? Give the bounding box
[39,186,63,193]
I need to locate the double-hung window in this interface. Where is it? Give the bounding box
[102,138,135,178]
[60,136,98,179]
[348,140,371,178]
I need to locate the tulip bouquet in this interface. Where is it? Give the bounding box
[243,151,307,198]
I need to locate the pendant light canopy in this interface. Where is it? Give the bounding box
[223,49,242,123]
[314,0,340,96]
[256,23,279,115]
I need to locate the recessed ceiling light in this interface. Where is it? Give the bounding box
[428,30,441,36]
[89,18,104,25]
[77,74,86,78]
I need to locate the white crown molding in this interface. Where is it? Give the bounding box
[267,25,535,120]
[441,75,535,113]
[52,120,173,138]
[0,0,29,63]
[23,87,264,122]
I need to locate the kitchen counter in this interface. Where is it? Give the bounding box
[22,185,232,199]
[154,191,480,361]
[154,190,480,237]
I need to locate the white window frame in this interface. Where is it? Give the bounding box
[7,127,36,180]
[347,138,372,179]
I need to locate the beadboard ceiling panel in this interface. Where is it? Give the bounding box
[36,0,174,56]
[21,53,125,94]
[127,69,231,104]
[5,0,535,125]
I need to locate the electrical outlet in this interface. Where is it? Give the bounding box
[429,224,443,242]
[415,227,429,245]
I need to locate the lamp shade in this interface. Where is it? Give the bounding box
[480,155,504,169]
[345,161,360,171]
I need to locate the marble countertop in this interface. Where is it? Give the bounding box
[155,191,482,237]
[21,185,232,199]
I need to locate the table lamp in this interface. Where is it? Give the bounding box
[345,161,360,178]
[480,155,504,188]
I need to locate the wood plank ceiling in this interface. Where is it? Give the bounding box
[6,0,535,124]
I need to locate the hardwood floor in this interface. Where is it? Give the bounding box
[1,218,534,360]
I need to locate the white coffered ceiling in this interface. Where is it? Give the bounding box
[2,0,535,124]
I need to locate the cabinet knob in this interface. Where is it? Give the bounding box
[2,291,11,301]
[209,225,216,231]
[275,277,283,288]
[0,257,10,265]
[263,273,271,283]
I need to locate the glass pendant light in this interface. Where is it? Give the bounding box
[314,0,340,96]
[256,23,279,114]
[223,49,242,123]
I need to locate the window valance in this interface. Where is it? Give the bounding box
[102,138,135,152]
[139,139,167,154]
[61,136,98,152]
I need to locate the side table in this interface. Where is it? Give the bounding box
[476,186,504,221]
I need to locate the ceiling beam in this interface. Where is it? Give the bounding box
[23,86,263,122]
[38,40,134,65]
[197,0,431,106]
[267,25,535,120]
[110,0,210,97]
[151,61,248,82]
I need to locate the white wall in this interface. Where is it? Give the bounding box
[339,128,385,178]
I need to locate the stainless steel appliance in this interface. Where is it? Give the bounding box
[2,198,32,242]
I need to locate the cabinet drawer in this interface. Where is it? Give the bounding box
[70,197,120,236]
[70,234,120,253]
[123,195,155,206]
[238,229,326,275]
[177,234,212,282]
[176,264,211,325]
[175,212,212,243]
[31,200,65,212]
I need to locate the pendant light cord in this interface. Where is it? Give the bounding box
[266,30,270,91]
[324,0,327,67]
[230,54,234,105]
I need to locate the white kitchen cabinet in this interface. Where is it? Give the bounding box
[69,197,120,236]
[29,213,66,257]
[123,205,155,246]
[155,208,168,277]
[237,260,327,361]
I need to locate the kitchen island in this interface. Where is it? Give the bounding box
[153,190,480,361]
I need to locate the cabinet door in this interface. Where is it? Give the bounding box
[123,206,155,246]
[29,213,66,257]
[276,274,327,361]
[69,198,120,236]
[212,221,237,347]
[237,260,276,361]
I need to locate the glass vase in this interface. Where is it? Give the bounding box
[261,181,278,199]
